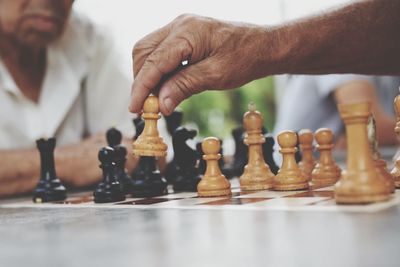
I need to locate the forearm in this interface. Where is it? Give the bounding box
[0,136,137,197]
[261,0,400,76]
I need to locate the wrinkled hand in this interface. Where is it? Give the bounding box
[130,14,270,115]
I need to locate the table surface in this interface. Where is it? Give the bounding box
[1,205,400,267]
[1,147,399,267]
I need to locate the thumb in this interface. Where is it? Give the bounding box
[158,62,211,115]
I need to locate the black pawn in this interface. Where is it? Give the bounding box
[169,127,201,192]
[130,156,168,197]
[33,138,67,203]
[106,127,122,147]
[113,145,132,194]
[94,147,126,203]
[106,127,132,193]
[263,133,279,175]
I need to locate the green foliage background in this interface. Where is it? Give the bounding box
[178,76,276,138]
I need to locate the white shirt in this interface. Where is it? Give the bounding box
[0,12,137,150]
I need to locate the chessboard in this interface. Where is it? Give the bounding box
[2,180,400,213]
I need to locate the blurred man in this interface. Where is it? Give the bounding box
[0,0,136,196]
[130,0,400,115]
[273,75,399,148]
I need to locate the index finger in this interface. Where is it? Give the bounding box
[129,38,194,113]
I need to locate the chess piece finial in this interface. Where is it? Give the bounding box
[132,95,167,157]
[298,129,315,181]
[239,103,274,190]
[335,102,390,204]
[310,128,341,187]
[197,137,231,197]
[33,138,67,203]
[391,95,400,188]
[106,127,122,147]
[273,131,309,191]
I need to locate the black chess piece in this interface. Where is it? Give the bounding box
[168,127,201,192]
[106,127,122,147]
[196,142,206,175]
[222,126,247,178]
[165,110,183,136]
[130,156,168,197]
[132,117,143,139]
[106,127,132,194]
[113,145,132,194]
[263,133,279,175]
[33,138,67,203]
[94,147,126,203]
[295,131,303,163]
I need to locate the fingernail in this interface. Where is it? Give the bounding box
[163,97,174,114]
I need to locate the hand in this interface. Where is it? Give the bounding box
[130,14,271,115]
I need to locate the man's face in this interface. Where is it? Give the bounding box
[0,0,74,46]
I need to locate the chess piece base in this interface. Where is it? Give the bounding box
[198,188,232,197]
[240,165,274,191]
[131,177,168,198]
[33,179,67,203]
[273,171,309,191]
[197,175,231,197]
[93,183,126,203]
[309,178,337,188]
[334,170,391,204]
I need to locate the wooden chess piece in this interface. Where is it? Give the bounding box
[391,95,400,188]
[239,103,274,190]
[310,128,341,187]
[367,116,395,193]
[335,102,390,204]
[197,137,231,197]
[132,95,167,157]
[273,131,309,191]
[298,129,316,181]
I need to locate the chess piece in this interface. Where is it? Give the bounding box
[298,129,316,180]
[263,133,279,175]
[197,137,231,197]
[310,128,341,187]
[165,110,183,136]
[239,103,274,190]
[106,127,132,194]
[94,147,126,203]
[295,131,302,163]
[391,95,400,188]
[132,95,167,157]
[169,127,201,192]
[367,117,395,193]
[197,140,224,175]
[106,127,122,147]
[273,131,309,191]
[33,138,67,203]
[113,145,133,194]
[130,156,168,197]
[335,102,390,204]
[222,127,247,178]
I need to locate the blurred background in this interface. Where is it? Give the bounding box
[74,0,351,137]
